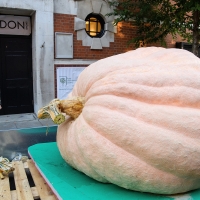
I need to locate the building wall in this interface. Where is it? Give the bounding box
[0,0,185,115]
[53,12,181,60]
[54,0,77,15]
[165,34,184,48]
[53,0,140,100]
[53,3,186,100]
[54,14,137,60]
[0,0,55,113]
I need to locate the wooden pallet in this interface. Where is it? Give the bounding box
[0,160,57,200]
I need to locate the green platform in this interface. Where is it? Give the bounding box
[28,142,200,200]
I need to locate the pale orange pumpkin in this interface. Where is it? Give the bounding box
[39,47,200,194]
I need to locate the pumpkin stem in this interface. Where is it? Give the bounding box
[37,97,85,124]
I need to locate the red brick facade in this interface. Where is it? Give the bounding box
[54,13,184,60]
[54,14,185,98]
[54,13,139,60]
[165,34,184,48]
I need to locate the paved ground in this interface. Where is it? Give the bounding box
[0,113,56,131]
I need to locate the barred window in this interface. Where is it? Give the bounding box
[85,13,105,38]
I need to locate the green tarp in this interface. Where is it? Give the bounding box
[28,142,200,200]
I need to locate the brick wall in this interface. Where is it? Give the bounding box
[54,13,138,60]
[54,14,186,98]
[165,34,185,48]
[54,13,185,60]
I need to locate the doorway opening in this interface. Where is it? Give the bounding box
[0,35,33,115]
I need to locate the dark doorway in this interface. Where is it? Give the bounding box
[0,35,33,115]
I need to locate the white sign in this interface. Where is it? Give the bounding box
[57,67,86,99]
[0,15,31,35]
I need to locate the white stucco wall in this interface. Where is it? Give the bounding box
[75,0,116,49]
[0,0,54,113]
[54,0,77,14]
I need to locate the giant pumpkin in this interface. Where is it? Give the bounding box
[38,47,200,194]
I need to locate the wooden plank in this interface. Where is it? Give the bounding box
[30,186,40,199]
[12,161,34,200]
[11,184,40,200]
[0,160,55,200]
[0,176,12,200]
[23,162,28,169]
[27,160,57,200]
[10,190,17,200]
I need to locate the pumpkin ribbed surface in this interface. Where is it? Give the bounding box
[57,47,200,194]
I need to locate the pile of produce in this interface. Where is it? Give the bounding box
[0,157,14,179]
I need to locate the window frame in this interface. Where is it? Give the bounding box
[85,13,105,38]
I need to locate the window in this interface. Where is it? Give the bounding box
[85,13,105,38]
